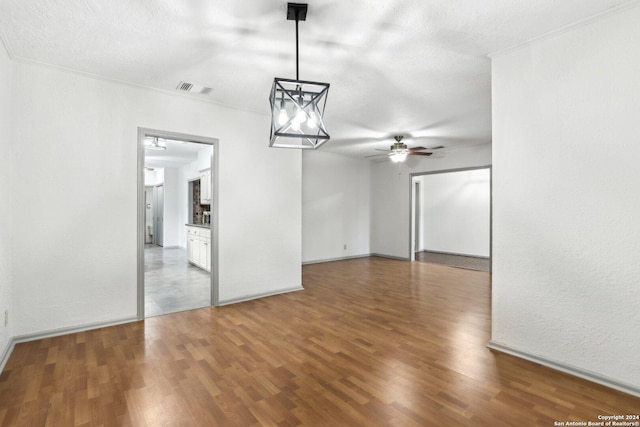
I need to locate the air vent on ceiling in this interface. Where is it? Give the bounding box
[176,81,213,96]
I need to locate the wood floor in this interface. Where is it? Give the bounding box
[1,257,638,426]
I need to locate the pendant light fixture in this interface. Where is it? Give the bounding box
[269,3,330,149]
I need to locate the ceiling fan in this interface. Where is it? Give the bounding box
[366,136,441,162]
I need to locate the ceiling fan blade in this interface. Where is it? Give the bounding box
[410,152,433,156]
[365,153,389,158]
[408,146,427,152]
[374,149,391,152]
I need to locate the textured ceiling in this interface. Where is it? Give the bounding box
[0,0,633,159]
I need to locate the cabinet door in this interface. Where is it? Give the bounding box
[187,227,196,262]
[203,239,211,272]
[187,237,195,263]
[193,237,202,265]
[200,170,211,205]
[195,238,206,268]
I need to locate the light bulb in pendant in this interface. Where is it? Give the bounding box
[277,96,288,126]
[278,109,289,126]
[292,109,306,130]
[307,113,317,129]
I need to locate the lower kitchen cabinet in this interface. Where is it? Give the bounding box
[199,238,211,271]
[186,226,211,272]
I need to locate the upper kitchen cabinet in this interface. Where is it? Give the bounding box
[200,169,211,205]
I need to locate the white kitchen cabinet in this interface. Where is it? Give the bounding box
[186,227,199,264]
[187,233,193,258]
[200,169,211,205]
[197,238,210,270]
[204,240,211,271]
[186,225,211,272]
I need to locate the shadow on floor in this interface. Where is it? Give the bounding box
[415,250,490,272]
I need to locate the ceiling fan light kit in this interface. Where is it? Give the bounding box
[365,135,437,162]
[388,136,408,162]
[389,150,409,163]
[269,3,330,149]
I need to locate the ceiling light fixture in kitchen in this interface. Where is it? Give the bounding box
[268,2,330,149]
[144,137,167,151]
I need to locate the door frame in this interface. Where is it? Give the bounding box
[409,165,492,270]
[413,180,421,255]
[137,127,219,320]
[153,184,164,246]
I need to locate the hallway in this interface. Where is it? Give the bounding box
[144,245,211,317]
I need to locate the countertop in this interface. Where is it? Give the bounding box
[185,223,210,229]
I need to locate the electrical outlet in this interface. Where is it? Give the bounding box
[4,310,7,327]
[343,244,347,250]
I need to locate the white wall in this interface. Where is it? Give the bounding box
[144,167,184,247]
[370,144,492,259]
[10,60,302,337]
[0,40,13,362]
[491,5,640,391]
[162,167,180,248]
[302,150,371,263]
[144,168,163,186]
[417,168,490,257]
[196,145,212,172]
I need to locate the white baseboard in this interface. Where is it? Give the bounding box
[0,337,16,374]
[420,249,490,259]
[218,286,304,306]
[370,253,410,261]
[302,254,371,265]
[1,316,138,374]
[488,341,640,398]
[303,254,411,264]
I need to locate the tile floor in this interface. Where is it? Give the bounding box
[144,245,211,317]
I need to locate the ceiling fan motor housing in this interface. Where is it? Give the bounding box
[390,142,408,151]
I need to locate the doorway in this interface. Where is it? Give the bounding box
[137,128,219,319]
[144,186,154,244]
[153,184,164,246]
[414,181,420,253]
[410,166,491,272]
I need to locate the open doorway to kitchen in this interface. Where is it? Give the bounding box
[137,128,218,319]
[410,166,491,272]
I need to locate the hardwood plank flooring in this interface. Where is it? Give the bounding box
[1,257,638,426]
